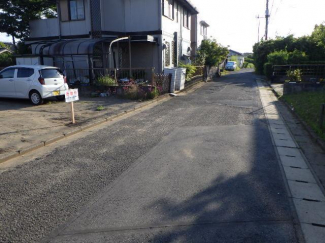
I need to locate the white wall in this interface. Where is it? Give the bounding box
[162,3,192,68]
[197,16,208,48]
[29,0,91,38]
[101,0,160,33]
[30,18,60,38]
[101,0,125,32]
[124,0,160,32]
[61,0,91,36]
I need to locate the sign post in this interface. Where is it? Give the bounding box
[65,89,79,124]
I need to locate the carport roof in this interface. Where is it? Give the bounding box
[33,36,156,56]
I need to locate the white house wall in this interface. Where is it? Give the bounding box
[101,0,160,33]
[101,0,126,32]
[161,3,192,68]
[124,0,160,32]
[60,0,91,36]
[29,18,60,38]
[29,0,91,38]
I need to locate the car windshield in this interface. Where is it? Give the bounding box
[227,62,235,65]
[40,69,63,79]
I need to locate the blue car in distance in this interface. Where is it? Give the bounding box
[225,61,237,71]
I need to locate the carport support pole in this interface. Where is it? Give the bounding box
[71,102,76,124]
[129,36,132,78]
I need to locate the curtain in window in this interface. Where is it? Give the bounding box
[70,0,84,20]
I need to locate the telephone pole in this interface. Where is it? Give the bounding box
[265,0,270,40]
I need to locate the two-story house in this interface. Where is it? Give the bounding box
[25,0,200,84]
[191,15,209,61]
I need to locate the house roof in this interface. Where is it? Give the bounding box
[229,49,244,56]
[200,21,209,27]
[178,0,199,14]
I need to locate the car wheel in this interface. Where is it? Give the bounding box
[29,91,43,105]
[56,95,65,101]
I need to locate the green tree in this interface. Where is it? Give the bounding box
[0,0,57,44]
[267,50,289,65]
[0,42,14,67]
[288,50,309,64]
[197,39,229,67]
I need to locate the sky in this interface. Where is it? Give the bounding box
[192,0,325,53]
[1,0,325,53]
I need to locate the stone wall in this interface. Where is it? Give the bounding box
[283,82,325,95]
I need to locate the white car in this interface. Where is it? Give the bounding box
[0,65,69,105]
[225,61,237,71]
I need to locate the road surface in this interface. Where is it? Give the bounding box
[0,70,301,242]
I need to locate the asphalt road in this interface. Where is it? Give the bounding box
[0,70,301,242]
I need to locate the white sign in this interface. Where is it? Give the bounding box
[65,89,79,103]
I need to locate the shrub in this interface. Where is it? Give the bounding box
[124,84,139,100]
[0,43,14,67]
[97,76,116,86]
[147,87,159,99]
[263,63,273,79]
[288,50,309,64]
[243,62,255,69]
[286,69,303,82]
[179,62,197,81]
[267,50,289,65]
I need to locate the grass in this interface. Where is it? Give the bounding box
[96,105,105,111]
[281,91,325,139]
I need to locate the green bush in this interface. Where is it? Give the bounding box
[0,42,14,67]
[178,62,197,81]
[286,69,303,82]
[288,50,309,64]
[147,87,159,99]
[97,76,116,86]
[267,50,289,65]
[243,62,255,69]
[263,63,273,79]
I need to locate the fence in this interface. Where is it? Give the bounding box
[273,64,325,82]
[321,104,325,131]
[153,74,172,94]
[65,67,155,85]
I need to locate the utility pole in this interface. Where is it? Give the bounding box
[256,15,264,43]
[256,15,261,43]
[265,0,270,40]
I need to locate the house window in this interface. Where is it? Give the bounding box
[165,42,171,66]
[183,9,189,29]
[69,0,85,20]
[200,25,207,36]
[163,0,174,19]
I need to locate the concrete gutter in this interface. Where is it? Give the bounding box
[0,80,205,164]
[268,81,325,152]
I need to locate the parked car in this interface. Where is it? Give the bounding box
[225,61,237,71]
[0,65,69,105]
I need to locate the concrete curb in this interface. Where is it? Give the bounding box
[267,82,325,152]
[0,81,205,164]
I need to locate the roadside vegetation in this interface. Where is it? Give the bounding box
[243,55,255,69]
[253,23,325,78]
[281,92,325,139]
[0,42,14,67]
[196,39,229,68]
